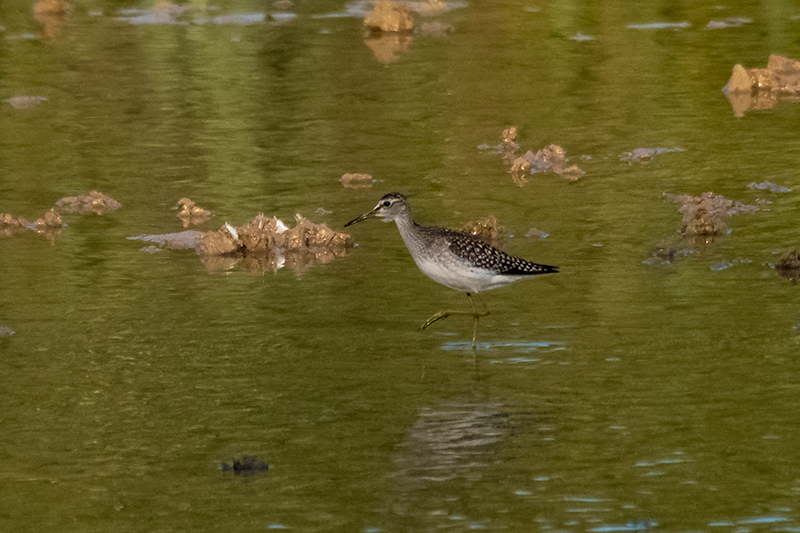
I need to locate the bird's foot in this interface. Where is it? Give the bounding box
[418,310,453,331]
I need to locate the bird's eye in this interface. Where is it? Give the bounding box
[383,201,391,207]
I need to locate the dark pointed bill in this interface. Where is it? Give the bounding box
[344,209,376,227]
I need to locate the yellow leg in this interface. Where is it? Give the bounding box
[419,293,490,347]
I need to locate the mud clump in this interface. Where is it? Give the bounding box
[363,0,415,62]
[1,191,118,239]
[34,0,69,39]
[500,126,519,164]
[176,198,211,227]
[668,192,758,237]
[340,173,374,189]
[364,0,414,34]
[221,455,269,477]
[510,144,584,185]
[485,127,584,185]
[0,213,30,236]
[462,216,505,246]
[33,208,63,233]
[722,55,800,116]
[132,213,353,275]
[774,250,800,284]
[56,191,121,215]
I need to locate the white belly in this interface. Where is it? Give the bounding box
[413,256,516,293]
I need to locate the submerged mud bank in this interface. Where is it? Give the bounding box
[131,212,353,274]
[1,191,120,239]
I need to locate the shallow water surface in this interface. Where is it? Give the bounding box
[2,0,800,531]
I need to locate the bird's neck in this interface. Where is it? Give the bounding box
[393,213,422,250]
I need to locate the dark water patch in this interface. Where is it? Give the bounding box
[642,243,696,265]
[773,250,800,284]
[221,455,269,477]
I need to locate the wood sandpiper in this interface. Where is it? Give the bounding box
[345,193,558,346]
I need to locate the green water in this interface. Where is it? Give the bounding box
[2,0,800,531]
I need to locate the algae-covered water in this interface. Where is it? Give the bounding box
[2,0,800,531]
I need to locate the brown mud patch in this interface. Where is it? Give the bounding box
[461,216,505,246]
[481,127,584,185]
[1,191,119,239]
[340,173,375,189]
[56,191,121,215]
[364,0,414,34]
[176,198,211,227]
[722,54,800,116]
[34,0,69,39]
[361,0,458,61]
[130,213,353,275]
[667,191,758,240]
